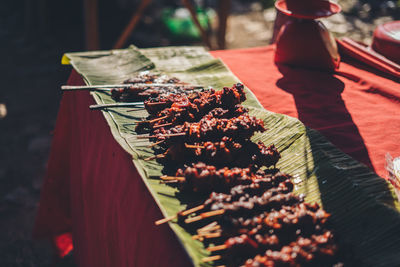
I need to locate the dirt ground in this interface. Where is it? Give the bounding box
[0,0,398,266]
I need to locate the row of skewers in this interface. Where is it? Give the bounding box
[64,72,343,266]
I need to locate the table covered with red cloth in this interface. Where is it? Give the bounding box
[34,45,400,266]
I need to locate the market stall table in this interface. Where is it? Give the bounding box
[34,44,400,266]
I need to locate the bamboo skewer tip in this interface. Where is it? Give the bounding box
[185,209,225,224]
[207,244,227,252]
[180,204,205,216]
[192,235,203,241]
[147,140,165,148]
[144,154,165,161]
[197,221,218,232]
[160,176,185,182]
[202,255,222,263]
[155,214,177,225]
[153,123,173,129]
[185,144,205,149]
[197,225,221,234]
[148,115,168,123]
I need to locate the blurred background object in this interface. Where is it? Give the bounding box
[1,0,400,266]
[0,104,7,119]
[160,7,214,43]
[372,20,400,64]
[275,19,340,71]
[274,0,341,71]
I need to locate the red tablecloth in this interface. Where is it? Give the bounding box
[34,45,400,266]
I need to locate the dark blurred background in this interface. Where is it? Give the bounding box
[0,0,399,266]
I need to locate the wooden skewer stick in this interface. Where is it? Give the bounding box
[207,244,227,252]
[160,176,185,182]
[152,123,172,129]
[144,153,166,161]
[155,214,178,225]
[147,140,165,148]
[192,235,204,241]
[89,102,144,110]
[62,83,204,91]
[155,204,205,225]
[180,205,205,216]
[194,232,222,240]
[198,225,221,234]
[204,232,222,239]
[145,101,168,106]
[202,255,222,263]
[185,209,225,224]
[185,144,205,149]
[136,132,185,139]
[164,133,186,138]
[193,233,220,241]
[197,221,218,233]
[148,115,168,123]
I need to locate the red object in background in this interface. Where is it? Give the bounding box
[34,46,400,265]
[275,0,341,19]
[54,233,73,258]
[338,37,400,79]
[275,19,340,71]
[372,21,400,65]
[274,0,341,71]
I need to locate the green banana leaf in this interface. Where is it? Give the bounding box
[63,45,400,267]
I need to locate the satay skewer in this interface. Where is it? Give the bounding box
[156,178,294,226]
[185,193,300,225]
[89,100,172,110]
[89,102,144,110]
[61,83,204,91]
[136,116,265,146]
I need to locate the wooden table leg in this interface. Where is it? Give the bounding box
[217,0,231,50]
[181,0,212,49]
[83,0,100,50]
[113,0,152,49]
